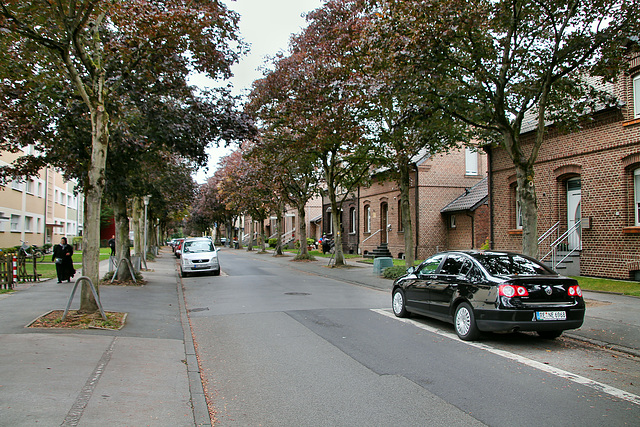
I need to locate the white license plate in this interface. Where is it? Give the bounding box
[536,311,567,321]
[193,265,208,269]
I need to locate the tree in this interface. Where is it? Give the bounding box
[356,2,469,267]
[245,136,322,259]
[0,1,243,312]
[248,0,382,266]
[381,0,638,257]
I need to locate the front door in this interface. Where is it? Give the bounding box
[381,202,388,244]
[567,178,582,250]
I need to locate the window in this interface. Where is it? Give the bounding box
[450,214,456,229]
[397,200,404,232]
[10,215,20,232]
[465,147,478,176]
[440,255,466,275]
[25,216,33,232]
[364,205,371,233]
[11,180,23,192]
[516,200,523,229]
[26,180,34,194]
[350,207,356,233]
[36,217,42,233]
[634,74,640,119]
[635,169,640,226]
[417,254,445,275]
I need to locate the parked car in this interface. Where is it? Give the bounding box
[391,250,585,341]
[174,238,185,258]
[179,237,220,277]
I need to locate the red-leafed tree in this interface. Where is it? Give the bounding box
[248,0,382,266]
[0,1,243,312]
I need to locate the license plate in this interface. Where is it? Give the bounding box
[193,264,208,269]
[536,311,567,321]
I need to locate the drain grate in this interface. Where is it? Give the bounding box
[284,292,311,296]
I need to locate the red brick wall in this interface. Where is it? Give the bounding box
[489,103,640,279]
[360,148,487,260]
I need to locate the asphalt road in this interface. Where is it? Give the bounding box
[182,249,640,426]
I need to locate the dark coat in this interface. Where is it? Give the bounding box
[52,243,75,282]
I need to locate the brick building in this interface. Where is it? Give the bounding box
[318,147,488,260]
[487,56,640,280]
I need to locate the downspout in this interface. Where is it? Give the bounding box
[43,168,48,246]
[486,147,494,250]
[414,165,419,261]
[357,187,360,255]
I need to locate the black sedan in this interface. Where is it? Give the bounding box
[392,250,585,341]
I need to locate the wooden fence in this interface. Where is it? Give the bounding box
[0,253,42,290]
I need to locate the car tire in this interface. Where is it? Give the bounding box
[212,269,220,276]
[454,302,480,341]
[392,289,408,318]
[180,270,188,278]
[537,330,563,339]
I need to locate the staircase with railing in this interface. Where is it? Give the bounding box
[538,220,582,276]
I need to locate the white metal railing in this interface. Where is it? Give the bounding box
[268,228,296,243]
[539,220,582,269]
[362,228,383,244]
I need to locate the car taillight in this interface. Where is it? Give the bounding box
[499,284,529,297]
[568,285,582,297]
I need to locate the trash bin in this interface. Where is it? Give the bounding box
[373,257,394,275]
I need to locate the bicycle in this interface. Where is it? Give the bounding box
[19,241,45,262]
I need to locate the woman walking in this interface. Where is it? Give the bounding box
[52,237,76,283]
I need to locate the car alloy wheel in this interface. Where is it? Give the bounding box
[392,289,408,318]
[454,302,479,341]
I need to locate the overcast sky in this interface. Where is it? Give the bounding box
[193,0,324,183]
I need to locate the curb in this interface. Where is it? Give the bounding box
[176,265,212,426]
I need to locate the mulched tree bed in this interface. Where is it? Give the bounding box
[27,310,127,330]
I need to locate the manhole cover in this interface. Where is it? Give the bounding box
[284,292,311,296]
[188,307,209,313]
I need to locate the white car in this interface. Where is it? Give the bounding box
[179,237,220,277]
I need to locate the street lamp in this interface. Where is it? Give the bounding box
[143,195,151,270]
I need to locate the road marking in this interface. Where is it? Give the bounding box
[372,308,640,407]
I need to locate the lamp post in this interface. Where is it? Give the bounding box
[143,195,151,270]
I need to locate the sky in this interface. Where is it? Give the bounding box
[192,0,324,184]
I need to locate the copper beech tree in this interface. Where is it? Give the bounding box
[248,1,382,266]
[0,1,243,312]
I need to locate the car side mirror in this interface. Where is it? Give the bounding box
[407,266,416,275]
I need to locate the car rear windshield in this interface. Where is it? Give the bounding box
[472,254,555,276]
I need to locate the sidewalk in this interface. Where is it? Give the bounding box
[0,251,209,426]
[254,249,640,357]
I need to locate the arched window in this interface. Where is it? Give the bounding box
[635,168,640,226]
[634,74,640,119]
[350,207,356,233]
[397,199,404,232]
[364,205,371,233]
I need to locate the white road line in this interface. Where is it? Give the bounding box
[372,308,640,407]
